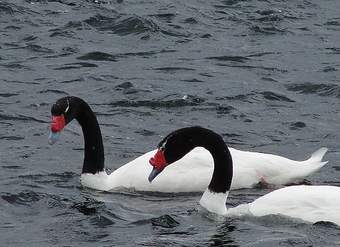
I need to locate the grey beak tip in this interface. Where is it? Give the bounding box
[48,131,60,145]
[148,167,161,183]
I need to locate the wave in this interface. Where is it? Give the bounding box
[206,55,250,63]
[154,67,195,73]
[2,190,44,206]
[0,135,24,141]
[286,83,340,98]
[77,52,117,62]
[110,95,204,108]
[52,62,98,70]
[217,91,294,103]
[84,14,159,35]
[0,113,47,123]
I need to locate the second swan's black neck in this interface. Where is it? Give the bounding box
[73,98,104,174]
[196,129,233,193]
[165,127,233,193]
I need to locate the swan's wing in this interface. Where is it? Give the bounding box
[230,148,328,186]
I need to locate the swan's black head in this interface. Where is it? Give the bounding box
[48,96,81,145]
[148,126,232,194]
[48,96,105,174]
[148,126,211,182]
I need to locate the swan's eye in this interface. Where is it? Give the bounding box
[159,141,166,151]
[64,99,70,113]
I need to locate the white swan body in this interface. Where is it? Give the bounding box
[81,147,327,192]
[145,127,337,226]
[226,185,340,225]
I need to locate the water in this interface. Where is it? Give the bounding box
[1,0,340,246]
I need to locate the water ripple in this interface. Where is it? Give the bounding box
[217,91,294,103]
[0,2,15,15]
[52,62,98,70]
[109,95,205,108]
[2,190,43,206]
[0,135,24,141]
[132,214,180,228]
[0,113,47,123]
[84,14,159,36]
[325,47,340,54]
[17,172,78,189]
[149,13,176,23]
[151,215,180,228]
[49,21,83,38]
[206,55,250,63]
[154,67,195,73]
[286,83,340,98]
[0,93,19,97]
[77,52,117,62]
[290,121,307,130]
[38,89,68,95]
[250,24,287,34]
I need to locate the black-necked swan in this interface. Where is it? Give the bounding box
[148,126,340,225]
[49,96,328,193]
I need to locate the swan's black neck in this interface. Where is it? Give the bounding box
[73,98,104,174]
[164,127,233,193]
[196,129,232,193]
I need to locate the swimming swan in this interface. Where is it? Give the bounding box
[148,126,340,225]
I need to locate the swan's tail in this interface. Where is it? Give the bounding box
[301,147,328,172]
[283,147,328,185]
[307,147,328,165]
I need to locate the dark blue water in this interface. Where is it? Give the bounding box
[1,0,340,246]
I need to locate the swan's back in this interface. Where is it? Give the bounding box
[246,185,340,225]
[230,148,328,188]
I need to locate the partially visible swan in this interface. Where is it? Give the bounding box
[49,96,328,192]
[148,126,340,225]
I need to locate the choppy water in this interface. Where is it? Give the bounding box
[1,0,340,246]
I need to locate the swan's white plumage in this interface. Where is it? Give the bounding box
[81,147,328,192]
[226,185,340,225]
[200,189,228,215]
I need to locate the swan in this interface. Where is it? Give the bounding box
[48,96,328,192]
[148,126,340,225]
